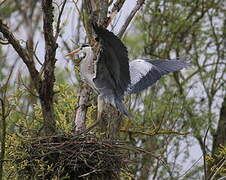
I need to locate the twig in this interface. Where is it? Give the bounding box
[203,125,210,180]
[115,144,160,160]
[209,158,226,180]
[115,144,171,172]
[55,0,67,40]
[33,42,43,66]
[120,128,189,136]
[176,155,203,178]
[78,169,98,177]
[118,0,145,38]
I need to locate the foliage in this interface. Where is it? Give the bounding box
[206,145,226,179]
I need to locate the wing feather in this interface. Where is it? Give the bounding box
[92,23,130,97]
[127,59,190,94]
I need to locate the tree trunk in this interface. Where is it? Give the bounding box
[0,99,6,180]
[99,104,123,139]
[74,86,91,133]
[212,95,226,154]
[39,96,56,135]
[40,0,58,135]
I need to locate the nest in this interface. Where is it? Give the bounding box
[15,134,128,180]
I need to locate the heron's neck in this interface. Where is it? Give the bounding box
[80,48,94,74]
[84,48,94,63]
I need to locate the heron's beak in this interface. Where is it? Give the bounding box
[65,48,81,56]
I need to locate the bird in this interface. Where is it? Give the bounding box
[66,23,190,119]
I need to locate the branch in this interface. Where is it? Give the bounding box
[103,0,126,27]
[120,128,190,136]
[203,126,210,180]
[0,98,6,180]
[0,0,7,6]
[55,0,67,40]
[118,0,145,38]
[41,0,58,95]
[0,19,41,90]
[111,0,126,12]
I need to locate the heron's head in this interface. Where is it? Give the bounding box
[65,44,92,57]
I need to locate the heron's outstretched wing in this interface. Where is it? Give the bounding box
[127,59,190,94]
[92,23,130,97]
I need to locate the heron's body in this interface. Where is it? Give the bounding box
[67,23,190,117]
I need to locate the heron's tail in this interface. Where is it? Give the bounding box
[115,98,131,117]
[106,96,131,117]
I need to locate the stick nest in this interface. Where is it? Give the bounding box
[15,134,128,179]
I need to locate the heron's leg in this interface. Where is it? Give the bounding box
[97,95,105,121]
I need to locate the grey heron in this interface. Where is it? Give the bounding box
[66,23,190,118]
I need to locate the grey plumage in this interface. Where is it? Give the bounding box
[68,23,190,117]
[92,23,130,116]
[127,59,190,94]
[92,23,130,98]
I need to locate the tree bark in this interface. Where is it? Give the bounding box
[74,85,91,133]
[212,95,226,154]
[37,0,58,135]
[0,99,6,180]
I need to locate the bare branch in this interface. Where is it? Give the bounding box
[55,0,67,40]
[118,0,145,38]
[120,128,190,136]
[103,0,126,27]
[0,19,41,90]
